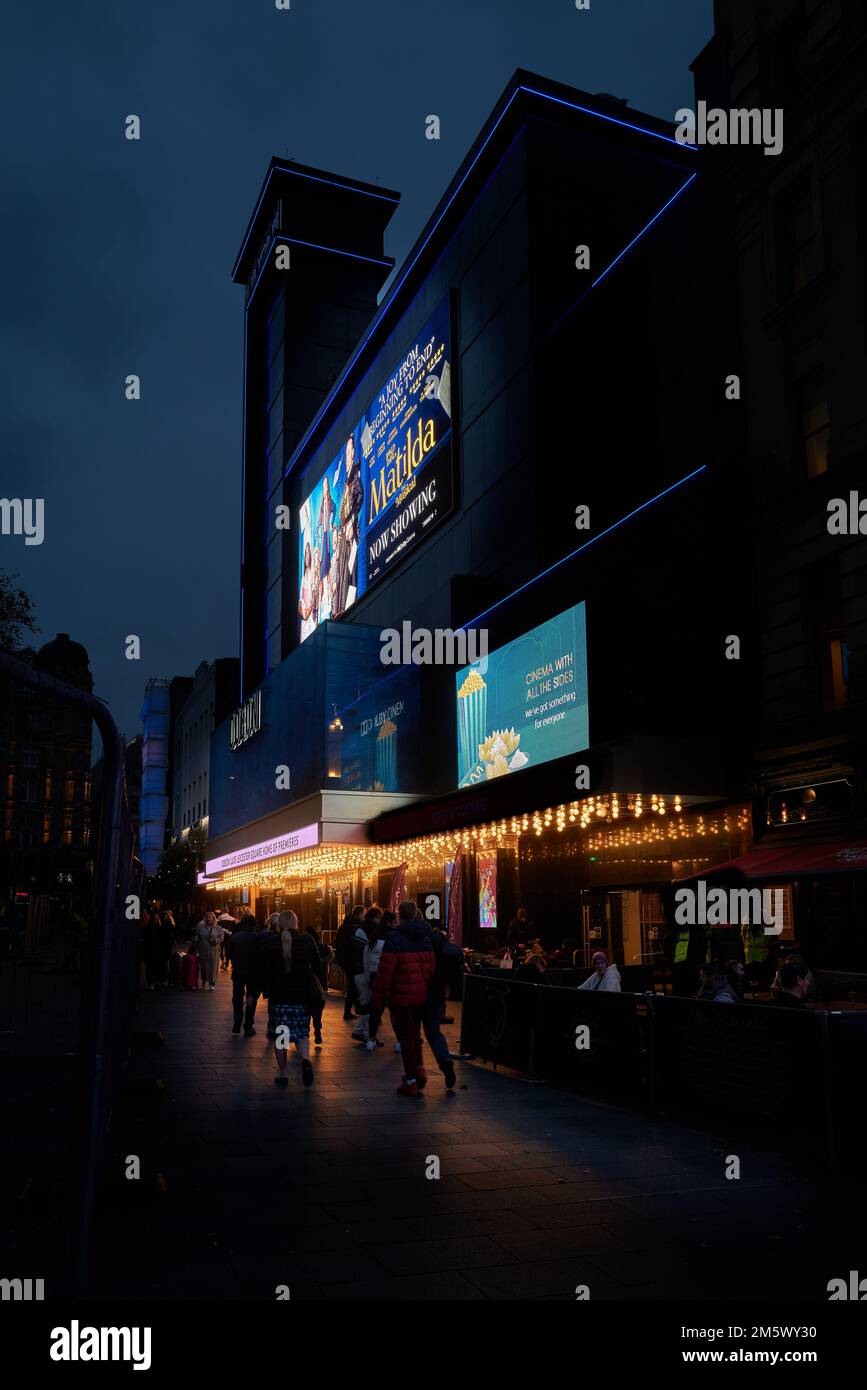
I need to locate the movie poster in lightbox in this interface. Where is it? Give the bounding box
[297,298,453,644]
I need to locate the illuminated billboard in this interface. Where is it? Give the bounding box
[455,602,589,788]
[298,297,453,643]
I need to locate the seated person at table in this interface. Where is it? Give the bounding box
[578,951,621,992]
[696,962,740,1003]
[772,952,819,1002]
[516,941,547,978]
[769,961,809,1007]
[725,959,746,999]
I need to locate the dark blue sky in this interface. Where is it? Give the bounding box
[2,0,711,742]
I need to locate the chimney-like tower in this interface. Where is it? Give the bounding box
[232,160,400,696]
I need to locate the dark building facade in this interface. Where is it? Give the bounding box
[692,0,867,968]
[205,69,761,960]
[0,633,94,901]
[170,657,239,841]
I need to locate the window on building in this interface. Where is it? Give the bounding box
[797,372,830,477]
[770,3,815,106]
[800,557,848,712]
[776,174,819,298]
[23,781,37,802]
[21,749,38,768]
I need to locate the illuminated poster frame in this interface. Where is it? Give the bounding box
[297,296,455,643]
[455,602,589,789]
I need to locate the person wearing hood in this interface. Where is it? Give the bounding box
[370,900,436,1098]
[577,951,622,993]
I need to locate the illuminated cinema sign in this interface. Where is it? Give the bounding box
[298,296,453,643]
[230,689,262,750]
[205,821,319,875]
[455,602,589,789]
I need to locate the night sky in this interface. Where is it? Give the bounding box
[2,0,710,744]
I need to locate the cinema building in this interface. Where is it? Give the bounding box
[204,69,760,965]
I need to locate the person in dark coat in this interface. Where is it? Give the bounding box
[335,904,367,1019]
[768,961,809,1008]
[371,900,436,1098]
[506,908,532,955]
[259,911,325,1087]
[305,925,332,1046]
[422,923,458,1090]
[225,909,260,1036]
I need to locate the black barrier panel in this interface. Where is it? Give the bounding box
[532,987,644,1096]
[816,971,867,1004]
[460,974,537,1072]
[542,968,584,988]
[828,1011,867,1160]
[651,995,829,1154]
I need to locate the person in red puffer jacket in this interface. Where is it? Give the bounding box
[371,899,436,1097]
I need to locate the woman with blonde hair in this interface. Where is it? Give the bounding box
[260,910,324,1087]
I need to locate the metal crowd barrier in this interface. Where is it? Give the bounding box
[0,649,142,1295]
[460,973,865,1163]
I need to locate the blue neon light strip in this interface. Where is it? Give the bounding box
[280,83,697,484]
[233,164,399,281]
[326,465,707,725]
[545,171,698,341]
[462,465,707,632]
[592,171,697,289]
[246,231,393,309]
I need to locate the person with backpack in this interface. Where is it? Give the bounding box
[370,900,436,1098]
[196,911,225,991]
[259,910,324,1087]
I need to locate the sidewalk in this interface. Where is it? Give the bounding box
[87,971,867,1301]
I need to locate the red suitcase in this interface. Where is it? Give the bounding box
[168,953,183,989]
[181,952,199,990]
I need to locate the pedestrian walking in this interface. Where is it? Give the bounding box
[225,909,260,1035]
[370,900,436,1098]
[362,911,394,1050]
[350,909,379,1043]
[306,925,332,1046]
[197,911,224,990]
[217,910,237,972]
[259,911,324,1087]
[421,922,461,1089]
[335,903,367,1019]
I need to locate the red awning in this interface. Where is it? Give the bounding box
[680,839,867,881]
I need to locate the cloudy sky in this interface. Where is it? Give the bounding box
[1,0,710,741]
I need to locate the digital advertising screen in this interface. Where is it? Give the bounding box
[297,297,453,643]
[455,602,589,788]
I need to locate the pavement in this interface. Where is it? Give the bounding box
[86,970,867,1301]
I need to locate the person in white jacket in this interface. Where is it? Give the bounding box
[578,951,621,992]
[360,912,394,1050]
[197,912,225,990]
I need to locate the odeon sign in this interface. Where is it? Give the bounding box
[230,689,262,750]
[205,821,319,875]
